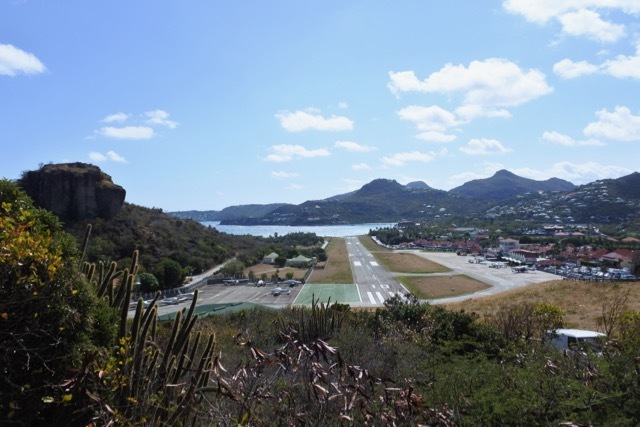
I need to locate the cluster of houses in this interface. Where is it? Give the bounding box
[380,229,639,281]
[261,252,315,268]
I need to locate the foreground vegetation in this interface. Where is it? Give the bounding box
[5,180,640,425]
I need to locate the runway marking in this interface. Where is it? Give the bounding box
[381,284,389,289]
[367,292,376,304]
[354,261,362,267]
[370,261,379,267]
[376,292,385,304]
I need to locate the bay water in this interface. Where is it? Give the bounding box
[201,221,397,237]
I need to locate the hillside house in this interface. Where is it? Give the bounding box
[499,238,519,252]
[262,252,279,264]
[600,249,636,268]
[285,255,313,268]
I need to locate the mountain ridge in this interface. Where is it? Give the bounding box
[170,170,640,228]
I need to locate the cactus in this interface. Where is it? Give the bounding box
[81,233,217,425]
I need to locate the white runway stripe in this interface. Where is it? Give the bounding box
[367,292,376,304]
[376,292,385,304]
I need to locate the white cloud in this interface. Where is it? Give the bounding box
[542,131,604,146]
[553,59,599,78]
[397,105,461,131]
[381,151,436,167]
[583,106,640,141]
[285,183,304,190]
[415,131,457,143]
[555,44,640,80]
[275,110,354,132]
[145,109,178,129]
[89,150,127,163]
[271,171,299,179]
[334,140,376,152]
[502,1,640,24]
[352,162,372,170]
[397,105,462,142]
[338,101,348,109]
[265,144,331,162]
[512,161,632,183]
[460,138,512,156]
[0,43,46,76]
[454,105,511,120]
[101,112,129,123]
[558,9,625,43]
[388,59,552,108]
[99,126,155,140]
[504,1,640,44]
[601,43,640,79]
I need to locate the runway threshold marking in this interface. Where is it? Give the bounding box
[376,291,385,304]
[354,261,362,267]
[370,261,379,267]
[367,292,376,304]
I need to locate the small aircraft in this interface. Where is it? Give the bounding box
[161,296,187,305]
[223,278,250,286]
[270,287,291,296]
[512,266,527,273]
[283,279,303,287]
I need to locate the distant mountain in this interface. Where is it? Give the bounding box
[219,178,458,226]
[604,172,640,200]
[405,181,432,190]
[171,203,289,222]
[450,169,575,200]
[173,170,640,229]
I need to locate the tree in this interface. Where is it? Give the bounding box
[153,258,183,289]
[0,180,114,425]
[220,260,246,278]
[275,256,287,268]
[138,271,160,292]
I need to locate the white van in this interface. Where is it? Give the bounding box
[548,329,605,353]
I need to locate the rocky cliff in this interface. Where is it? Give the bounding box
[20,163,126,221]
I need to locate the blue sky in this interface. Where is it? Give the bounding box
[2,1,640,211]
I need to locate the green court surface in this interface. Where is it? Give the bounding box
[294,283,361,305]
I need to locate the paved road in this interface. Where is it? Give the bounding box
[345,236,408,306]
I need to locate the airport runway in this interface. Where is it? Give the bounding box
[344,236,409,306]
[136,241,560,317]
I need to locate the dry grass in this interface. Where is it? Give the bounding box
[374,252,450,274]
[306,238,353,284]
[243,264,306,281]
[358,235,389,252]
[444,280,640,330]
[399,275,490,299]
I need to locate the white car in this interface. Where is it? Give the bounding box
[548,329,605,353]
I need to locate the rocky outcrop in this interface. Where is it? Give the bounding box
[20,163,126,221]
